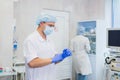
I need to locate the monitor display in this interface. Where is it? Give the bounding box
[107,29,120,47]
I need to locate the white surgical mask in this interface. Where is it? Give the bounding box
[44,25,54,35]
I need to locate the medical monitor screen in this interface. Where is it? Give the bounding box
[108,30,120,47]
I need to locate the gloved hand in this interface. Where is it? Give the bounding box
[52,54,63,63]
[52,49,72,63]
[62,49,72,58]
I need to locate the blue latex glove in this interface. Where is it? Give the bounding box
[62,49,72,58]
[52,49,72,63]
[52,54,63,63]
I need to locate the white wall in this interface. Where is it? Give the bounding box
[0,0,14,80]
[96,0,112,80]
[0,0,13,67]
[112,0,120,27]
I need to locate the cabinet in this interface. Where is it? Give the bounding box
[84,34,96,54]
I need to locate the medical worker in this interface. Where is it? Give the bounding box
[23,14,71,80]
[70,27,92,80]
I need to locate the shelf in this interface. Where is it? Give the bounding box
[13,66,25,73]
[84,34,96,37]
[0,72,17,77]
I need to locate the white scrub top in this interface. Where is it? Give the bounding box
[23,30,57,80]
[70,35,92,75]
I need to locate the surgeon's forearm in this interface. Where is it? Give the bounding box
[28,57,52,68]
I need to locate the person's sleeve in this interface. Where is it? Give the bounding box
[85,38,91,53]
[23,40,38,63]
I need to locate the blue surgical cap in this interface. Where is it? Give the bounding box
[77,26,85,35]
[36,14,57,25]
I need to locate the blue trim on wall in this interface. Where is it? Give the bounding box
[111,0,114,27]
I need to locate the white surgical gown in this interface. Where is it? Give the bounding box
[23,30,57,80]
[70,35,92,75]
